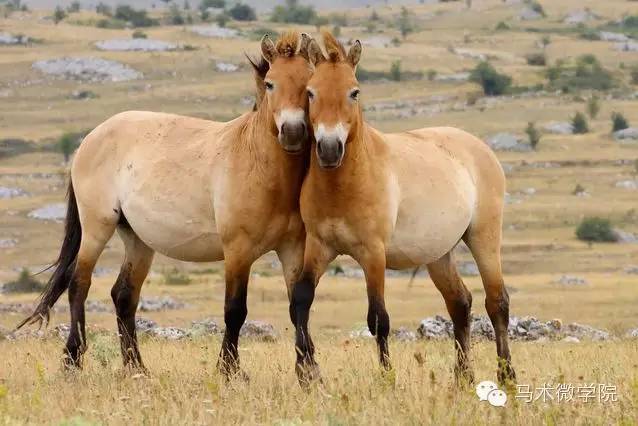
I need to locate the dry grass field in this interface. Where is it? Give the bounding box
[1,0,638,424]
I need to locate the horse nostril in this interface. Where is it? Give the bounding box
[281,123,287,135]
[317,142,323,155]
[337,142,343,157]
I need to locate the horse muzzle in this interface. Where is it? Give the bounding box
[316,137,345,169]
[278,121,307,153]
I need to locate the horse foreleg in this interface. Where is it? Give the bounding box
[217,250,252,380]
[356,243,391,371]
[290,234,334,387]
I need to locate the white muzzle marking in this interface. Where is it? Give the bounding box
[314,122,349,143]
[275,108,305,134]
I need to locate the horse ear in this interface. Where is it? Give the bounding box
[261,34,277,63]
[347,40,362,68]
[308,38,326,67]
[299,32,311,61]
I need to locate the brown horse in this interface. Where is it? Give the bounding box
[290,31,516,386]
[18,32,313,379]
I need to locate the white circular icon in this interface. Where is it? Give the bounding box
[476,380,498,401]
[487,389,508,407]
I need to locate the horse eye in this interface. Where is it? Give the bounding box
[265,81,274,91]
[350,89,360,101]
[307,90,314,101]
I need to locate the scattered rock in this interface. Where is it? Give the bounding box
[189,317,220,336]
[563,9,599,25]
[95,39,179,52]
[85,300,111,313]
[451,47,487,61]
[434,72,470,83]
[553,275,589,286]
[614,41,638,52]
[0,238,17,248]
[190,25,240,39]
[150,326,188,340]
[135,317,158,333]
[520,187,537,196]
[215,62,239,72]
[0,186,27,199]
[138,296,186,312]
[32,57,142,82]
[53,323,70,340]
[361,36,393,48]
[543,122,573,135]
[458,261,480,276]
[626,328,638,338]
[562,336,580,343]
[69,90,98,100]
[239,320,278,341]
[615,180,638,190]
[28,203,66,221]
[599,32,629,42]
[563,323,610,341]
[486,133,531,152]
[614,128,638,142]
[519,7,543,21]
[625,266,638,275]
[391,327,417,341]
[350,324,374,339]
[612,228,638,244]
[0,32,28,45]
[417,316,453,340]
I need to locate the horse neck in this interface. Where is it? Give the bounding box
[240,98,308,184]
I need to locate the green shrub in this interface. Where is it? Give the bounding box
[166,3,185,25]
[132,30,147,39]
[114,5,157,27]
[95,2,111,16]
[546,55,615,92]
[495,21,510,31]
[215,11,229,27]
[579,27,601,40]
[228,3,256,21]
[575,217,616,242]
[526,52,546,66]
[426,69,437,81]
[525,122,541,150]
[162,268,191,285]
[390,61,402,82]
[469,61,512,96]
[631,67,638,85]
[611,112,629,132]
[199,0,225,8]
[526,0,546,17]
[67,1,80,13]
[2,269,44,294]
[58,132,81,163]
[397,6,413,39]
[270,0,316,24]
[571,112,589,134]
[53,6,67,24]
[586,95,600,119]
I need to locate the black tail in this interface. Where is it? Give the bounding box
[16,181,82,330]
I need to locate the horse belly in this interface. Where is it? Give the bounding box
[120,190,224,262]
[385,193,474,269]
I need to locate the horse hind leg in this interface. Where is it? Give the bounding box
[427,251,474,385]
[111,224,154,371]
[463,219,516,386]
[65,209,117,369]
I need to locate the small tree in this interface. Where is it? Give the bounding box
[167,3,185,25]
[576,217,616,242]
[53,6,67,24]
[311,15,329,31]
[67,1,80,13]
[58,132,78,163]
[525,122,541,150]
[469,61,512,96]
[215,12,229,27]
[370,9,380,21]
[586,95,600,119]
[611,112,629,132]
[390,61,402,82]
[228,3,256,21]
[571,112,589,134]
[96,2,112,16]
[397,6,413,39]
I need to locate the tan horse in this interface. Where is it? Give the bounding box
[289,32,515,386]
[19,32,313,378]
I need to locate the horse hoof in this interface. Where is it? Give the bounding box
[296,362,322,388]
[497,363,516,387]
[62,355,82,371]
